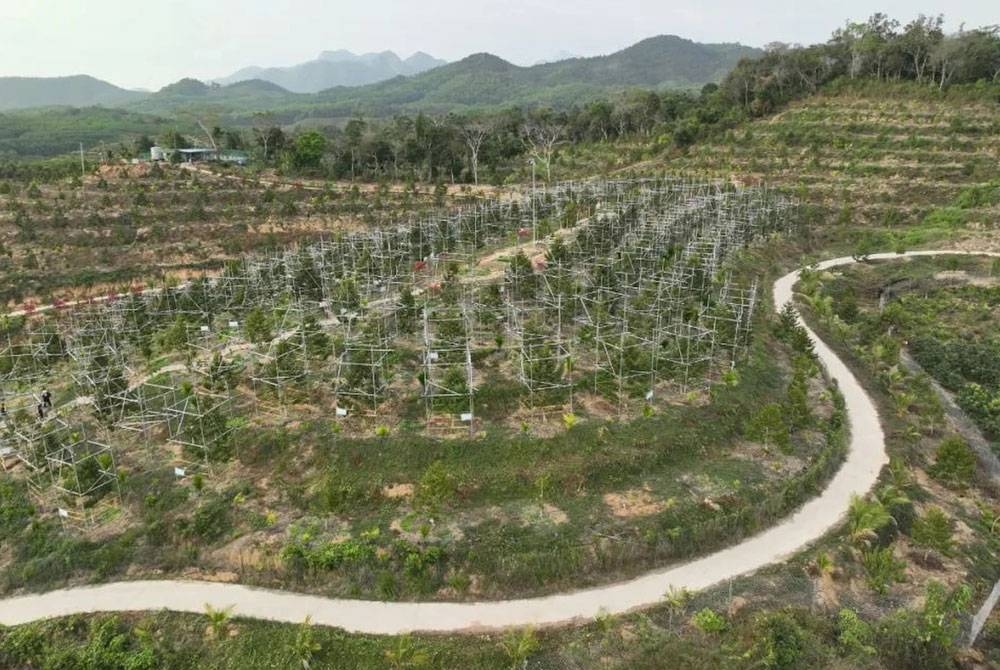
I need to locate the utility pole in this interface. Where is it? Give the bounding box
[79,143,86,183]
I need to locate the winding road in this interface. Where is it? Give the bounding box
[0,250,995,634]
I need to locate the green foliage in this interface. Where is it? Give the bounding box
[836,608,875,658]
[744,403,791,451]
[244,307,274,344]
[877,581,972,670]
[860,546,906,594]
[0,480,33,539]
[957,383,1000,439]
[0,616,161,669]
[292,616,322,668]
[846,495,892,547]
[911,506,954,556]
[498,628,539,670]
[746,610,813,670]
[415,460,457,511]
[291,131,327,170]
[281,522,378,571]
[691,608,727,633]
[929,436,976,489]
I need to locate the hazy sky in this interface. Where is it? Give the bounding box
[0,1,995,90]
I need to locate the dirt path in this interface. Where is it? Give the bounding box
[0,250,994,634]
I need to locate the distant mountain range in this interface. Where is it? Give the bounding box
[0,35,764,156]
[213,50,448,93]
[0,75,145,111]
[301,36,759,115]
[124,35,761,121]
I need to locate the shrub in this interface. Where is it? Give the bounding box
[243,307,273,343]
[929,436,976,489]
[748,611,810,670]
[744,403,791,452]
[861,546,906,594]
[846,495,892,547]
[877,581,972,670]
[691,608,727,633]
[911,507,954,556]
[415,460,457,510]
[836,608,875,657]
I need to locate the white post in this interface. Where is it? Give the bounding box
[529,159,537,245]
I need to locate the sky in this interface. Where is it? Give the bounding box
[0,0,995,90]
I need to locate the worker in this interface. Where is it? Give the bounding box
[37,403,45,420]
[42,389,52,409]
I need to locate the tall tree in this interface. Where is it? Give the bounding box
[459,119,492,185]
[522,113,566,182]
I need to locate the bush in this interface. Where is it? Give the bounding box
[911,507,953,556]
[837,608,875,658]
[415,460,457,510]
[861,546,906,594]
[691,608,727,633]
[877,581,972,670]
[929,436,977,489]
[744,403,791,452]
[748,611,810,670]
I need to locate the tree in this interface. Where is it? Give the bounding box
[459,119,492,185]
[252,112,285,161]
[292,131,327,171]
[522,113,566,182]
[344,118,367,179]
[244,307,273,344]
[900,15,945,82]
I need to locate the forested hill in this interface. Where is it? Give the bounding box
[302,35,761,115]
[0,75,147,111]
[119,35,760,120]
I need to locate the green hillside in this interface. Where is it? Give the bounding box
[125,35,760,120]
[0,75,147,111]
[0,107,182,159]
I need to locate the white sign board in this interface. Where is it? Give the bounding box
[57,508,69,518]
[335,407,348,417]
[460,412,473,422]
[200,325,210,333]
[174,467,186,478]
[228,321,239,329]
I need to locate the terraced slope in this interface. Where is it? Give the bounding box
[0,166,474,307]
[670,86,1000,253]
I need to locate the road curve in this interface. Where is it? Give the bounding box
[0,250,992,634]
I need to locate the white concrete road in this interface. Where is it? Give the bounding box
[0,250,993,634]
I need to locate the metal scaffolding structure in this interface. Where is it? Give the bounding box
[0,177,795,517]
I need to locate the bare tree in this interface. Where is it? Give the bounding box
[196,119,218,151]
[460,120,492,186]
[521,117,565,182]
